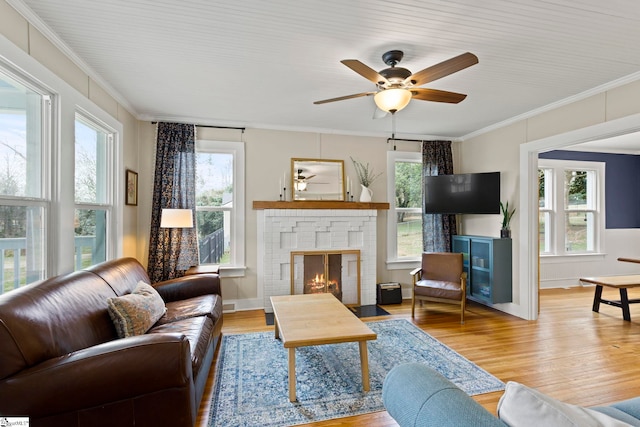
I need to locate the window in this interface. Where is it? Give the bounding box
[195,140,245,270]
[74,113,115,270]
[387,151,422,266]
[538,159,604,256]
[0,69,49,293]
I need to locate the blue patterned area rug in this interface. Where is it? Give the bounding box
[209,319,504,427]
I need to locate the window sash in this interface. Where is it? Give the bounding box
[387,151,422,265]
[538,159,604,256]
[195,140,245,269]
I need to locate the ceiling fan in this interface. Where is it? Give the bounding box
[314,50,478,114]
[294,169,315,192]
[295,169,315,182]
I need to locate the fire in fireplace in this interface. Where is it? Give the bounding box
[303,253,342,300]
[290,250,361,306]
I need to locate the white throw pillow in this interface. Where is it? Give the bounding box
[497,381,632,427]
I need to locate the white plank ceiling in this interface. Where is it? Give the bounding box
[8,0,640,142]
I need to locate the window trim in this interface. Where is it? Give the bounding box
[195,139,245,276]
[386,150,422,269]
[538,158,606,258]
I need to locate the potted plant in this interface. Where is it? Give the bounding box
[500,201,516,238]
[350,157,382,202]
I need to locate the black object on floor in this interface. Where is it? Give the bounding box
[350,305,391,318]
[264,305,390,325]
[265,312,274,326]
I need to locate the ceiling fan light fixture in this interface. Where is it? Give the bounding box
[374,88,412,113]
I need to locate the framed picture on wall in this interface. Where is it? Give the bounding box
[126,169,138,206]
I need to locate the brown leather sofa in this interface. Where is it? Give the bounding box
[0,257,223,427]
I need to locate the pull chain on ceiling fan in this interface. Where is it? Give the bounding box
[314,50,478,113]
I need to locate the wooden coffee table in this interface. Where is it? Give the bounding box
[270,293,377,402]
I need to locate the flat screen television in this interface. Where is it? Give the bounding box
[424,172,500,214]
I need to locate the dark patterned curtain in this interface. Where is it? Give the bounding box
[147,122,199,282]
[422,140,457,253]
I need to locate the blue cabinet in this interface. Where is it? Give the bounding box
[452,235,512,305]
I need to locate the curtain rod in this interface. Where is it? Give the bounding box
[387,137,425,143]
[151,122,245,132]
[387,137,424,150]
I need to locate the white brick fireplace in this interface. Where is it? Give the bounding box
[256,203,385,313]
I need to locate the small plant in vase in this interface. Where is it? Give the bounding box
[350,157,382,202]
[500,201,516,238]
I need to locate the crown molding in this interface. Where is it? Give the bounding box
[461,71,640,141]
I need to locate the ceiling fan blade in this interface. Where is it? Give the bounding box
[341,59,390,86]
[404,52,478,87]
[313,91,375,104]
[411,88,468,104]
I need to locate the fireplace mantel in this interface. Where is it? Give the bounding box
[253,200,389,210]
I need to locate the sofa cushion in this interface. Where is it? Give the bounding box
[415,279,463,300]
[156,294,221,325]
[148,315,214,378]
[498,381,633,427]
[107,281,166,338]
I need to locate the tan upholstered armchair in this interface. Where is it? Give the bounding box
[410,252,467,324]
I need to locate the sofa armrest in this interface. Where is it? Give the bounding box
[0,333,193,417]
[153,274,221,302]
[383,363,506,427]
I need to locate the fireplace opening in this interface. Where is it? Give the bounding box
[291,250,360,306]
[302,253,342,300]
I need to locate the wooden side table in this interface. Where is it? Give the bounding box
[581,275,640,321]
[185,265,219,276]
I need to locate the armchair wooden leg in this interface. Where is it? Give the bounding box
[460,298,466,324]
[411,293,415,318]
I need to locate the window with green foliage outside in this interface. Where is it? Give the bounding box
[538,158,602,256]
[195,151,232,265]
[387,151,422,263]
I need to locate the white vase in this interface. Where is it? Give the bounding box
[360,184,373,202]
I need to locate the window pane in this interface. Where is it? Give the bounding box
[564,170,588,210]
[74,208,106,270]
[196,151,234,265]
[196,210,229,264]
[0,205,45,292]
[75,117,108,204]
[539,211,550,253]
[565,211,594,252]
[394,160,422,258]
[0,73,43,198]
[397,210,422,257]
[196,153,233,207]
[538,168,549,208]
[395,161,422,209]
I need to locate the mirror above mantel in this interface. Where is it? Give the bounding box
[291,158,345,201]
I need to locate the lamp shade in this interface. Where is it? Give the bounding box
[374,88,412,113]
[160,208,194,228]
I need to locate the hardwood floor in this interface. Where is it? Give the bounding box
[196,286,640,426]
